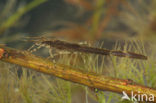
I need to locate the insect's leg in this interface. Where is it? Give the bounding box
[48,48,57,63]
[49,50,72,61]
[58,51,72,55]
[49,48,54,58]
[49,50,73,63]
[28,44,37,52]
[28,42,45,52]
[79,41,92,47]
[78,41,88,46]
[48,48,63,69]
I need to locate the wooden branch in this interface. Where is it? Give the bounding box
[0,45,156,102]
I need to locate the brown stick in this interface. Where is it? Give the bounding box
[0,46,155,102]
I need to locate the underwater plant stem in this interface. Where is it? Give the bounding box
[0,45,156,102]
[90,0,105,39]
[0,0,48,34]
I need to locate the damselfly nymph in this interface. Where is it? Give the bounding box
[25,37,147,60]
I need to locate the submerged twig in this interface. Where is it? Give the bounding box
[0,45,155,102]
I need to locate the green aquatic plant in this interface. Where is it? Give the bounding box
[0,0,48,34]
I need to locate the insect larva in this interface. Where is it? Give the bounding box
[26,37,147,60]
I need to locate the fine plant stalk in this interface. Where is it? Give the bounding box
[0,0,48,34]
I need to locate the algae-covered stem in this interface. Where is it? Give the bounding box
[0,45,155,102]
